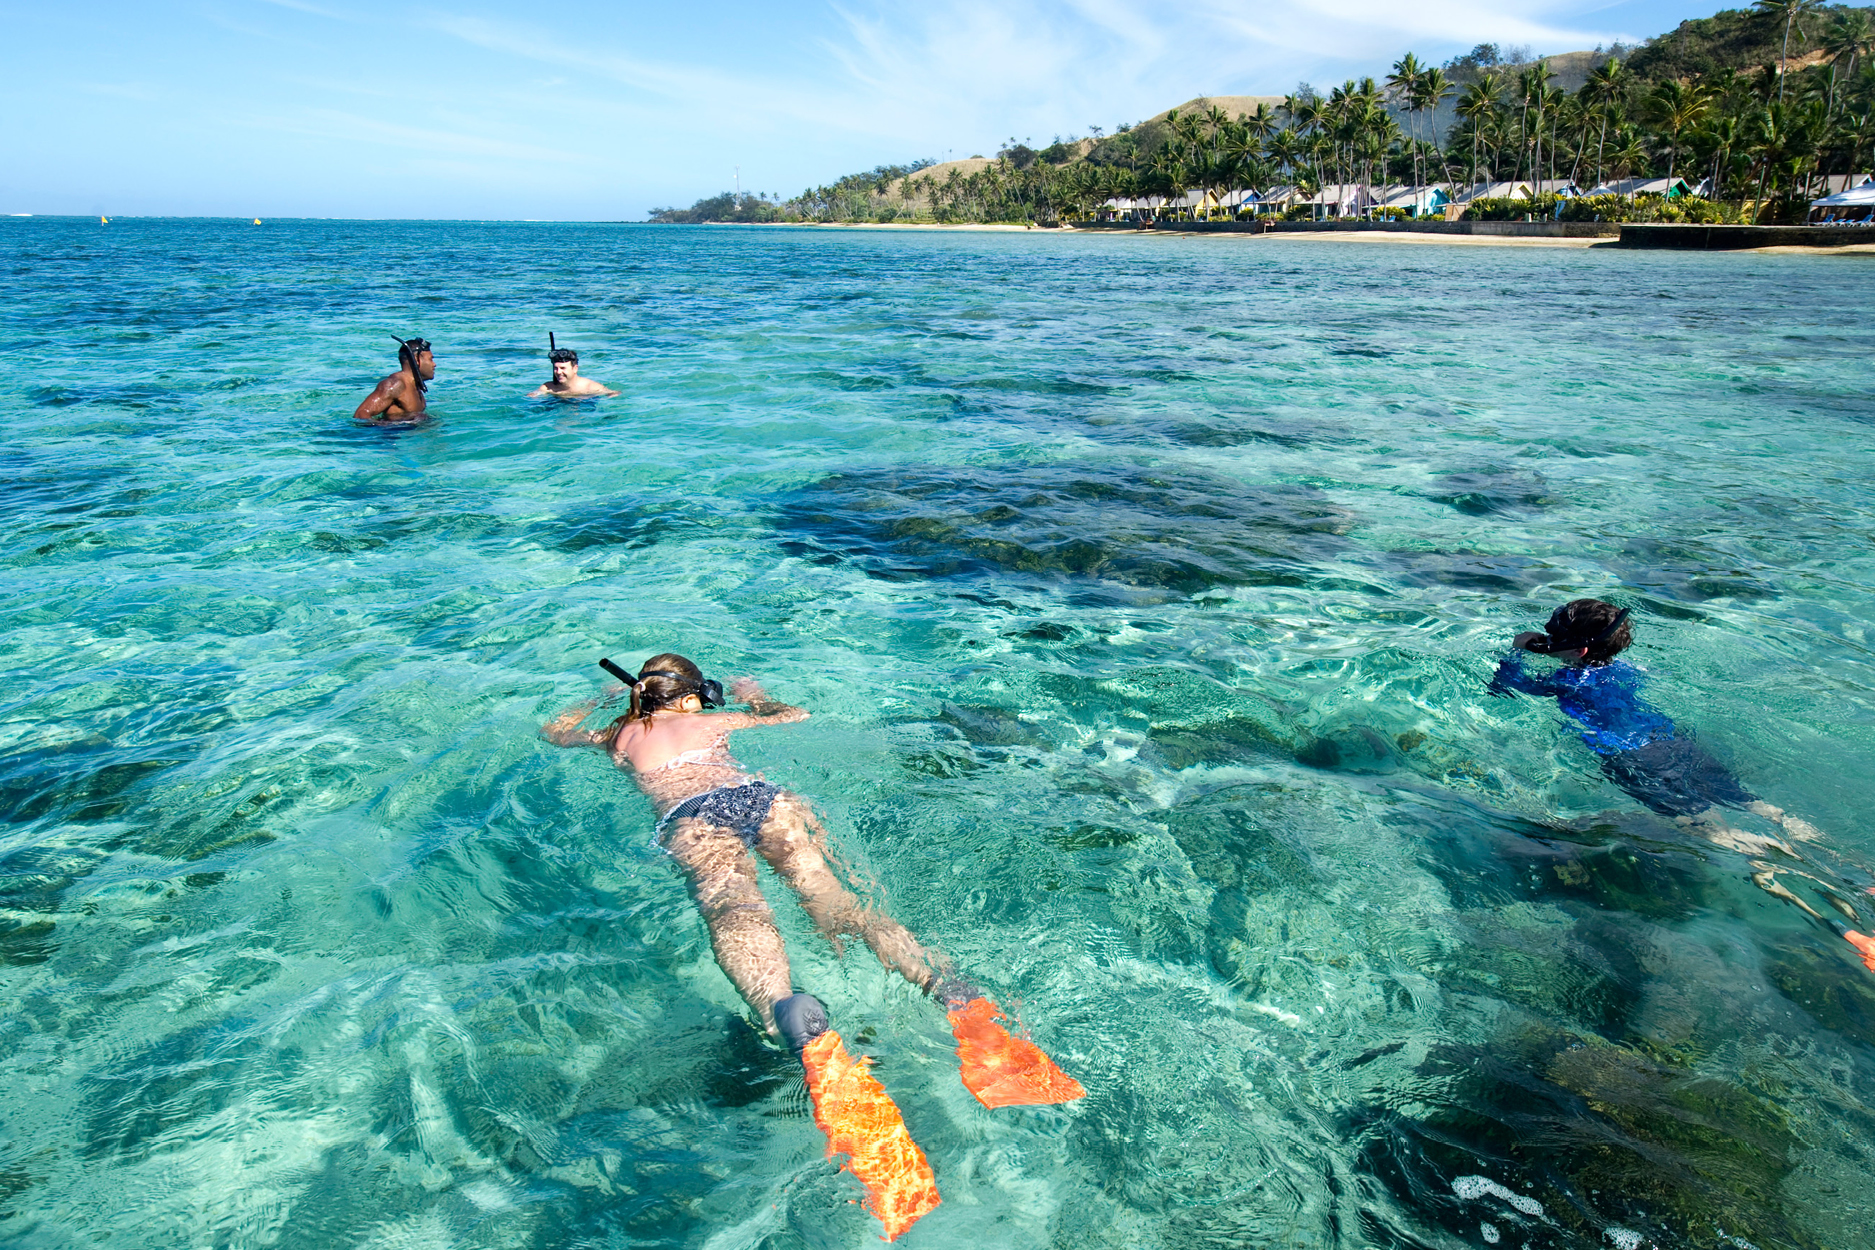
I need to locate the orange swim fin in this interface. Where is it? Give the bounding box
[1846,930,1875,973]
[948,997,1086,1109]
[799,1030,940,1241]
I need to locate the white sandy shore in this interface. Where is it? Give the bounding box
[755,221,1874,253]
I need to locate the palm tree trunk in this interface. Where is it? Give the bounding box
[1780,13,1793,101]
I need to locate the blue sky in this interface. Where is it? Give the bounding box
[3,0,1732,220]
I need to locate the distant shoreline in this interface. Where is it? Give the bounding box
[731,220,1875,254]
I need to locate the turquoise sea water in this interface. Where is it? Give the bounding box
[3,218,1875,1250]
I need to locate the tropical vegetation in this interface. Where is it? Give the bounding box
[649,3,1875,226]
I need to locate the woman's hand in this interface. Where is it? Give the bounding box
[731,676,766,705]
[1512,631,1544,652]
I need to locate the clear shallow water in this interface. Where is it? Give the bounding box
[3,219,1875,1250]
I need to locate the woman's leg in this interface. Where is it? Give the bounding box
[752,791,944,995]
[664,817,793,1032]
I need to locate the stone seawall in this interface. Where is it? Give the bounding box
[1618,223,1875,249]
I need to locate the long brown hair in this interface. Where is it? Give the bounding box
[605,653,706,741]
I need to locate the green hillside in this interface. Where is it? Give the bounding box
[652,3,1875,225]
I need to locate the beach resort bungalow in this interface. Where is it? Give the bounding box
[1810,180,1875,224]
[1585,176,1690,199]
[1256,185,1306,213]
[1375,184,1452,217]
[1298,184,1379,217]
[1449,181,1535,206]
[1217,188,1262,218]
[1097,196,1167,223]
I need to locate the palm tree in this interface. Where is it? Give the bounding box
[1417,67,1455,185]
[1582,58,1627,188]
[1643,78,1713,182]
[1516,61,1554,185]
[1388,53,1426,184]
[1753,0,1825,101]
[1824,10,1875,116]
[1715,113,1748,198]
[1457,74,1503,188]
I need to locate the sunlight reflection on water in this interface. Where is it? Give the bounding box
[2,219,1874,1249]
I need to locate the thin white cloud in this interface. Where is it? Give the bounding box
[248,108,587,162]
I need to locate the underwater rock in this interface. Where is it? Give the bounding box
[1423,468,1564,517]
[771,464,1354,595]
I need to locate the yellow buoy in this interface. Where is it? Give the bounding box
[253,218,262,225]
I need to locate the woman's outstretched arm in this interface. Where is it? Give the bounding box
[542,692,620,747]
[723,677,810,727]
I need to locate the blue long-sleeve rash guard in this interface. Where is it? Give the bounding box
[1489,651,1677,755]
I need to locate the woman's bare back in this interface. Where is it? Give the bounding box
[543,677,808,813]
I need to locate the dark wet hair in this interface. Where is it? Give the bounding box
[392,335,432,394]
[1532,598,1633,665]
[605,653,718,737]
[549,348,578,365]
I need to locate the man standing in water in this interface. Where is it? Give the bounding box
[529,336,618,398]
[352,336,434,421]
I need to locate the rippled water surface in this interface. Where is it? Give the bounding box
[4,219,1875,1250]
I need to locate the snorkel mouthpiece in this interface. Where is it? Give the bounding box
[1521,607,1632,656]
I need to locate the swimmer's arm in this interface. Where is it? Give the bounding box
[718,677,810,727]
[542,698,611,747]
[1487,649,1557,698]
[527,383,552,397]
[352,376,405,421]
[585,380,620,397]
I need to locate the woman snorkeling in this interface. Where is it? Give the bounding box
[543,653,1083,1240]
[543,652,962,1047]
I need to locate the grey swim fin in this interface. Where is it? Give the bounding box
[773,992,830,1053]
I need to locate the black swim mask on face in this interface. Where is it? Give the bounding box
[1522,607,1631,655]
[598,658,724,707]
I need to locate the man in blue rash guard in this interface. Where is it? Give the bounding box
[1490,598,1820,857]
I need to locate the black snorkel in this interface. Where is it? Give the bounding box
[1521,607,1631,658]
[598,658,725,708]
[391,334,431,394]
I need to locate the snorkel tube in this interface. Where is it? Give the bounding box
[598,658,725,708]
[1519,607,1632,658]
[390,335,431,394]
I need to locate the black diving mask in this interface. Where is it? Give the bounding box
[1522,607,1631,655]
[599,658,724,707]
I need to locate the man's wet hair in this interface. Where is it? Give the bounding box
[549,348,578,365]
[392,335,432,393]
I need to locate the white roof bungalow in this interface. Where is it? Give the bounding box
[1298,183,1380,215]
[1586,176,1691,198]
[1375,184,1452,216]
[1098,195,1167,220]
[1449,181,1533,204]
